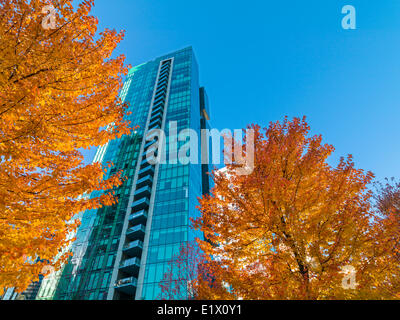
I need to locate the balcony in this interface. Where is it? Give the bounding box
[158,76,168,84]
[160,68,169,76]
[150,115,163,126]
[119,257,141,274]
[126,224,146,240]
[144,139,157,150]
[154,88,166,99]
[129,210,148,224]
[141,156,156,167]
[144,145,158,158]
[159,68,169,77]
[156,83,167,95]
[140,160,152,170]
[154,90,166,101]
[136,175,153,188]
[123,240,143,257]
[152,99,165,110]
[153,95,166,106]
[150,118,163,128]
[159,68,169,76]
[131,197,149,211]
[151,105,164,116]
[160,61,171,69]
[114,277,137,295]
[138,165,154,179]
[148,118,162,130]
[134,186,152,199]
[150,111,163,122]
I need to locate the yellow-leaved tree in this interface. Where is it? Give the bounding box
[0,0,132,291]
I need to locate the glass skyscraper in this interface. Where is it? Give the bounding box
[36,47,211,300]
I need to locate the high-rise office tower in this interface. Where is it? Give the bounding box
[36,47,211,300]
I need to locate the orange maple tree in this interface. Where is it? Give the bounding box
[0,0,131,291]
[191,117,400,299]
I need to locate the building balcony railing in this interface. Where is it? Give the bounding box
[123,240,143,257]
[151,104,164,114]
[126,224,146,240]
[150,117,163,127]
[144,139,157,150]
[155,85,167,95]
[136,175,153,189]
[159,68,169,77]
[148,119,162,130]
[144,145,158,157]
[157,77,168,87]
[159,66,170,74]
[134,186,152,199]
[149,116,162,125]
[141,156,156,167]
[156,78,168,87]
[129,210,148,224]
[153,95,166,105]
[160,60,171,68]
[140,160,152,171]
[159,69,169,77]
[154,90,166,100]
[159,69,169,78]
[138,165,154,179]
[131,197,150,211]
[114,277,137,295]
[150,111,163,122]
[152,100,165,111]
[119,257,141,275]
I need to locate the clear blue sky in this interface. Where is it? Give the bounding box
[82,0,400,182]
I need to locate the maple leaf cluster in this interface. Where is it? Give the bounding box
[0,0,131,291]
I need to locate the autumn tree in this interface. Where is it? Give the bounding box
[158,241,203,300]
[193,117,400,300]
[0,0,132,291]
[369,179,400,298]
[375,178,400,218]
[158,241,230,300]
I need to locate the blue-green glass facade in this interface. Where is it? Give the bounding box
[44,47,211,300]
